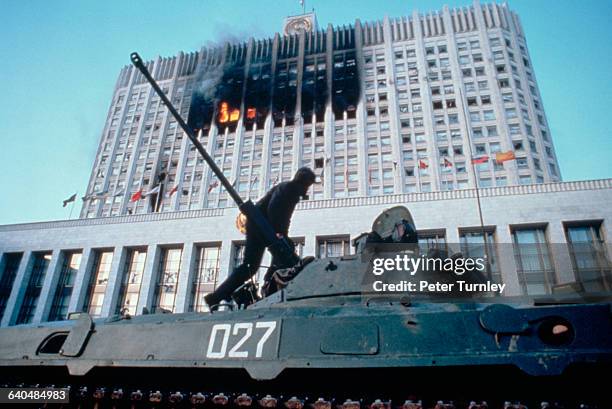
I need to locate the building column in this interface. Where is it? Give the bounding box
[495,225,521,296]
[323,24,334,199]
[472,0,519,186]
[68,247,95,315]
[303,234,317,259]
[137,244,162,314]
[1,250,32,327]
[412,10,441,192]
[175,242,196,313]
[101,247,128,318]
[547,223,575,285]
[353,19,368,196]
[33,250,63,323]
[381,16,404,193]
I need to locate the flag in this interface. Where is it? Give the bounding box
[444,158,453,168]
[90,191,107,203]
[471,155,489,164]
[368,167,373,184]
[62,193,76,207]
[495,150,516,164]
[130,189,143,202]
[418,160,428,169]
[143,185,160,197]
[208,180,219,193]
[167,185,179,197]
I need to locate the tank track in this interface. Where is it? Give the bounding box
[2,385,601,409]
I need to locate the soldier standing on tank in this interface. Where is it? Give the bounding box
[204,167,316,308]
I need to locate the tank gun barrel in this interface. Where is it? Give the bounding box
[130,52,299,266]
[130,52,240,205]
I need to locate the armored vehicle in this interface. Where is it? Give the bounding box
[0,222,611,408]
[0,53,609,408]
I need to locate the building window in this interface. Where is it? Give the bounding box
[418,231,447,253]
[512,227,555,295]
[191,245,221,312]
[153,248,182,313]
[565,222,611,292]
[460,230,500,284]
[116,248,147,316]
[48,252,82,321]
[317,236,351,258]
[83,250,113,318]
[16,252,52,325]
[0,253,23,321]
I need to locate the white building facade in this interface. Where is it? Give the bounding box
[1,180,611,327]
[0,2,608,328]
[80,1,560,219]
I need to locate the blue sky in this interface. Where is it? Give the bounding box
[0,0,610,225]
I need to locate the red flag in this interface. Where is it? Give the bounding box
[471,155,489,164]
[168,185,179,197]
[130,189,143,202]
[444,158,453,168]
[495,150,516,164]
[207,180,219,193]
[418,160,428,169]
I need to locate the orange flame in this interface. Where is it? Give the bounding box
[219,102,230,123]
[218,101,241,124]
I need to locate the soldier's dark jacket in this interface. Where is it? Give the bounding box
[254,180,304,236]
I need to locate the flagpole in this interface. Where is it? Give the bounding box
[68,191,77,220]
[458,88,492,277]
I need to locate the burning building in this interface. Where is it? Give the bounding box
[0,2,609,327]
[80,3,561,218]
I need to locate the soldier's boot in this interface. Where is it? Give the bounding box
[204,264,252,308]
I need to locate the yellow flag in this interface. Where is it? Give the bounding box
[495,151,516,164]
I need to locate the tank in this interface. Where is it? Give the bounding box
[0,208,610,408]
[0,53,608,408]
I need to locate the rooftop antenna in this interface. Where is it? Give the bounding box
[300,0,306,14]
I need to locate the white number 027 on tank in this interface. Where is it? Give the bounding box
[205,321,278,359]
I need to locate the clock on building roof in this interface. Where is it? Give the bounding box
[283,12,317,36]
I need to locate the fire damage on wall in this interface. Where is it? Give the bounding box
[187,27,360,136]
